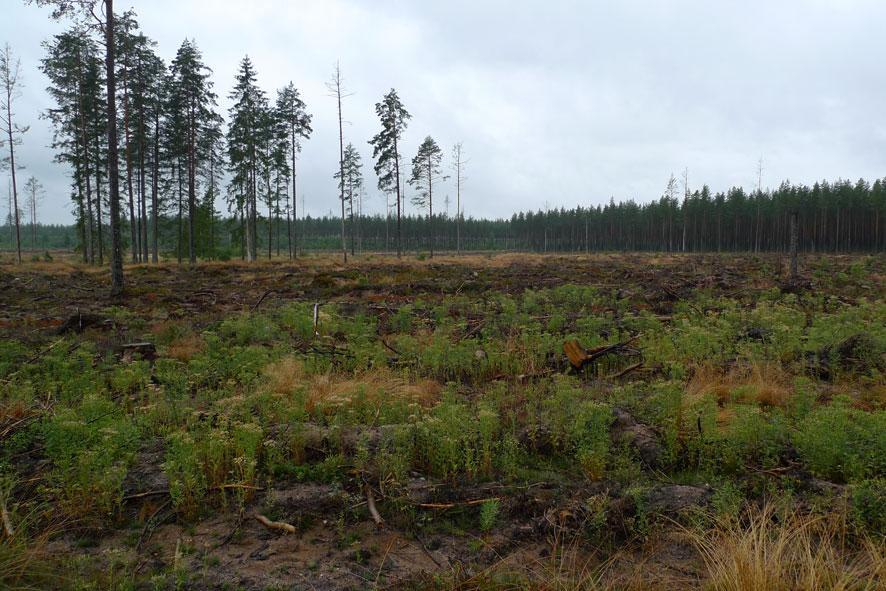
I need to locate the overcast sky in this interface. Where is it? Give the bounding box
[3,0,885,224]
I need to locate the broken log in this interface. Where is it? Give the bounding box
[54,311,110,334]
[120,342,157,362]
[563,335,641,370]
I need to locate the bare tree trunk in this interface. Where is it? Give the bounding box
[394,132,401,258]
[139,113,148,262]
[105,0,125,296]
[151,109,159,263]
[176,159,183,264]
[2,61,21,264]
[427,153,433,259]
[93,130,104,266]
[789,210,799,284]
[187,101,196,264]
[122,50,138,263]
[334,66,347,264]
[75,53,94,264]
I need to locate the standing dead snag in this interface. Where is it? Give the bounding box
[0,43,27,264]
[327,62,351,264]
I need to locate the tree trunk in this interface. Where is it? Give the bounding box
[336,84,347,264]
[105,0,125,296]
[789,210,799,284]
[3,76,21,264]
[93,129,104,266]
[122,50,138,263]
[151,108,159,263]
[187,101,197,264]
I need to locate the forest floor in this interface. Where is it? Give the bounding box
[1,251,884,590]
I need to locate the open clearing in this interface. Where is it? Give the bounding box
[1,252,884,590]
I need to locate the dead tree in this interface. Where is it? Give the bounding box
[0,44,26,264]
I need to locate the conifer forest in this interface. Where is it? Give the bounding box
[0,2,883,590]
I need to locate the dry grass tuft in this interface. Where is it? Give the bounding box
[306,368,440,414]
[261,359,441,415]
[685,503,885,591]
[688,362,793,410]
[263,356,306,395]
[164,333,205,363]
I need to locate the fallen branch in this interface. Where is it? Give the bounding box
[1,495,14,538]
[123,483,263,502]
[251,290,275,312]
[608,360,644,379]
[366,485,384,526]
[255,513,296,534]
[136,499,171,551]
[216,483,265,492]
[122,489,169,501]
[415,497,500,510]
[380,337,402,357]
[457,320,486,343]
[1,338,68,383]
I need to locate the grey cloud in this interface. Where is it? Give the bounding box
[2,0,884,224]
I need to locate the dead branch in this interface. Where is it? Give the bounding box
[1,494,14,538]
[608,361,644,379]
[415,497,500,510]
[251,289,275,312]
[136,499,171,551]
[564,335,641,370]
[365,485,384,526]
[122,490,169,501]
[255,513,296,534]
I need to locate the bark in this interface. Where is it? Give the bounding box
[105,0,125,296]
[122,48,137,263]
[187,99,196,264]
[151,108,159,263]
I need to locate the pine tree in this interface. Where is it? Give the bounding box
[275,82,312,259]
[334,143,362,256]
[408,136,443,258]
[169,39,217,264]
[227,56,265,262]
[368,89,410,258]
[41,30,97,261]
[32,0,125,294]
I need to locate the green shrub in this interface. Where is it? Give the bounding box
[43,396,139,521]
[164,432,206,520]
[850,478,885,536]
[572,401,612,480]
[794,400,885,482]
[479,499,500,532]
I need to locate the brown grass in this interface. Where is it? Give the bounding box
[164,333,205,363]
[262,357,441,415]
[264,355,307,395]
[685,504,885,591]
[687,362,793,409]
[307,369,441,414]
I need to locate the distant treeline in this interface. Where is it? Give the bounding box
[5,176,884,257]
